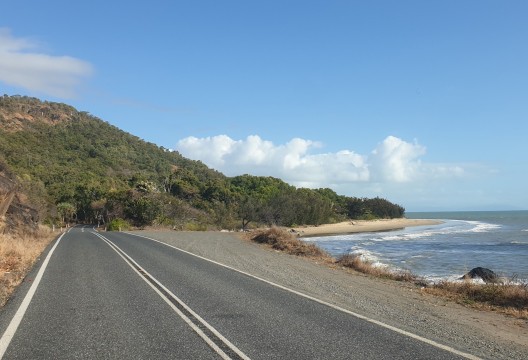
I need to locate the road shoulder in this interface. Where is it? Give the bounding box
[132,230,528,360]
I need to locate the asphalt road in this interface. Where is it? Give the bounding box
[0,227,478,359]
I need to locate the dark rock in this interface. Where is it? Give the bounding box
[461,267,498,283]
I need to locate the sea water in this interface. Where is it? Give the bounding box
[305,210,528,283]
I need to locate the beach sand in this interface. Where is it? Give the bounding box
[292,218,441,237]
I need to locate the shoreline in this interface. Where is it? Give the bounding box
[292,218,442,237]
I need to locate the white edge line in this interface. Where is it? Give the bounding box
[92,232,250,360]
[127,232,482,360]
[0,232,65,359]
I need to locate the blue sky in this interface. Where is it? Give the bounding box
[1,1,527,211]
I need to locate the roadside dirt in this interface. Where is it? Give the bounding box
[133,230,527,360]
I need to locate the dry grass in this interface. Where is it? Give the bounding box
[249,227,332,260]
[0,226,57,306]
[424,280,528,318]
[248,228,417,282]
[336,254,528,318]
[336,253,417,282]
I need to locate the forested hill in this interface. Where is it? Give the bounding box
[0,95,405,231]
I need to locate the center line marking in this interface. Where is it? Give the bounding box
[92,232,250,360]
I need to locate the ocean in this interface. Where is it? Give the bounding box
[305,210,528,283]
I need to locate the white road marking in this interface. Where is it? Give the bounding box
[92,232,250,360]
[0,232,65,359]
[128,232,482,360]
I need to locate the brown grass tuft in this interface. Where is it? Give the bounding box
[336,253,417,282]
[250,227,331,260]
[424,280,528,318]
[0,226,57,306]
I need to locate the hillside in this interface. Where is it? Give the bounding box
[0,95,405,232]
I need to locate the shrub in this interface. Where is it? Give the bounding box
[107,218,131,231]
[182,222,209,231]
[250,227,331,259]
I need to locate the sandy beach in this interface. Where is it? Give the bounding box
[292,218,442,237]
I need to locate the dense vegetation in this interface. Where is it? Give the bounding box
[0,95,405,230]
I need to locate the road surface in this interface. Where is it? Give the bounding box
[0,227,478,359]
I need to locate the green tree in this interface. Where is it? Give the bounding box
[237,195,260,230]
[56,202,76,225]
[124,191,162,227]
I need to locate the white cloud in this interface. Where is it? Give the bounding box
[0,28,93,98]
[370,135,426,182]
[177,135,357,182]
[176,134,468,194]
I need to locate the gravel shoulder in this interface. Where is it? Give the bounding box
[132,230,528,360]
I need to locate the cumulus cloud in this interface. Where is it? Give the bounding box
[176,134,467,191]
[0,28,93,98]
[370,135,426,182]
[177,135,370,185]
